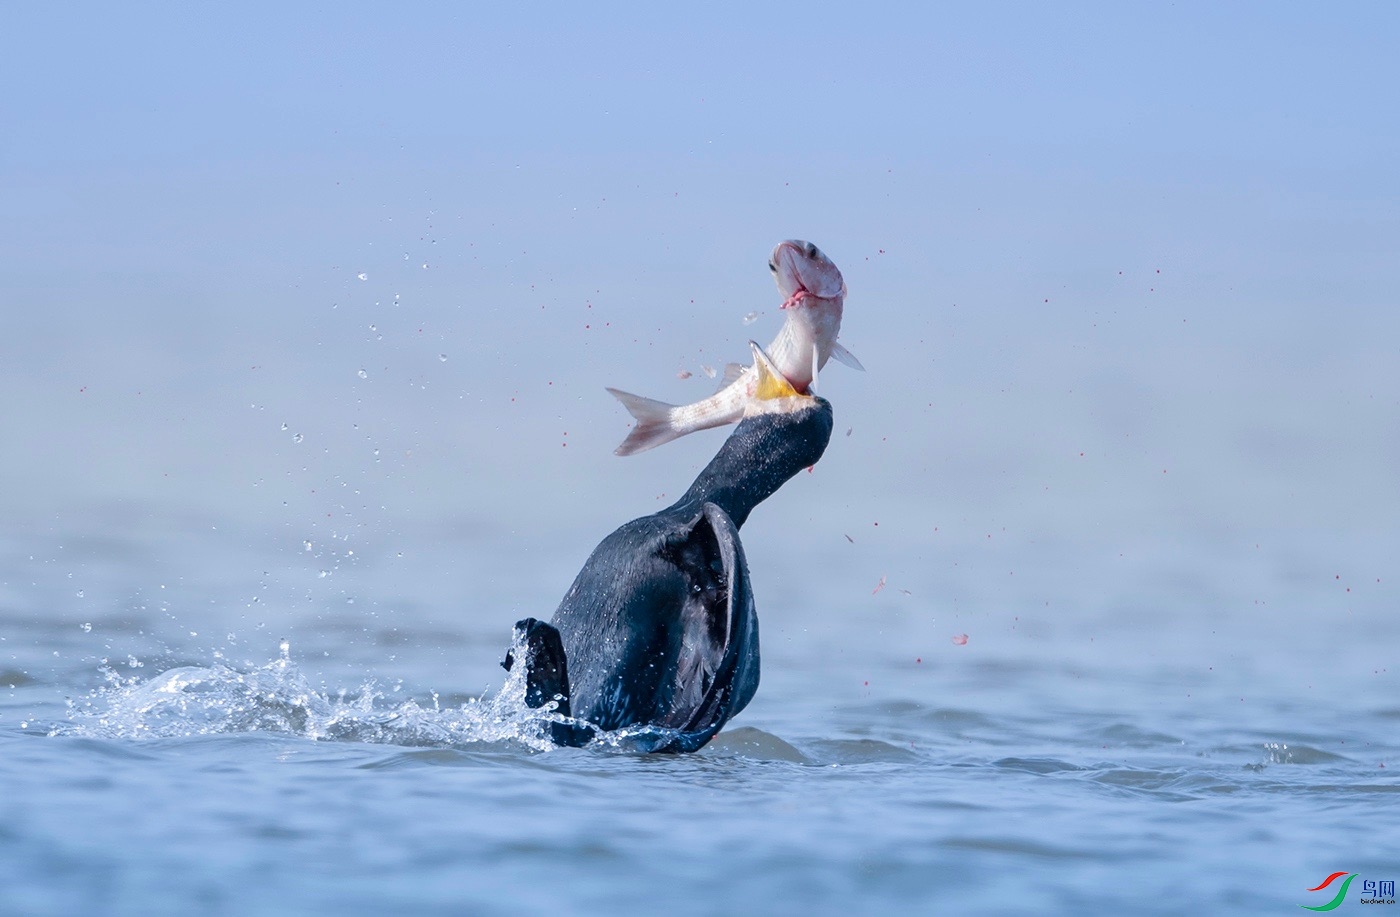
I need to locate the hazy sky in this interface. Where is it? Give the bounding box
[4,4,1397,609]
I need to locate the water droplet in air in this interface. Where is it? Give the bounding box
[357,369,368,379]
[701,364,716,379]
[742,311,758,325]
[438,353,448,362]
[280,423,288,431]
[293,433,304,444]
[303,541,313,552]
[318,570,330,578]
[76,590,85,598]
[357,272,367,281]
[81,622,92,633]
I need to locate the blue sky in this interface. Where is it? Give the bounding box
[4,4,1397,604]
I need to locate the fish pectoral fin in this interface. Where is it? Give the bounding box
[716,362,746,391]
[606,387,683,456]
[829,341,866,372]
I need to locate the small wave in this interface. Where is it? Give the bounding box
[1259,741,1351,765]
[705,727,810,763]
[55,638,710,755]
[57,638,573,751]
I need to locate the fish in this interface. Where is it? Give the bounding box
[607,239,863,456]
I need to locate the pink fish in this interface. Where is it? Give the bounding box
[608,240,863,455]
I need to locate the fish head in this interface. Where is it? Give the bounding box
[769,240,846,303]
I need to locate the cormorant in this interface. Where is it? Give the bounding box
[504,344,834,752]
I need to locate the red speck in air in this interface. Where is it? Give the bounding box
[951,634,969,646]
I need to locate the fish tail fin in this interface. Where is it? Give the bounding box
[606,387,684,455]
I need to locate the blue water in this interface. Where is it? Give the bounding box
[3,517,1396,915]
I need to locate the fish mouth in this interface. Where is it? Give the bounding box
[770,239,846,306]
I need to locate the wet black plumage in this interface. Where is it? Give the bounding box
[506,396,833,752]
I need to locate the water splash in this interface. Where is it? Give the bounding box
[59,636,588,752]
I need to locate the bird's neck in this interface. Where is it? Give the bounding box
[667,401,832,528]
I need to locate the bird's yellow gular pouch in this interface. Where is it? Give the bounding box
[745,341,814,417]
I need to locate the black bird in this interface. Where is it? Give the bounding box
[504,344,834,752]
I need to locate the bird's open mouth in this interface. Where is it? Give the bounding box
[747,341,817,413]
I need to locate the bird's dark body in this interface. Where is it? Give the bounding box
[506,397,833,753]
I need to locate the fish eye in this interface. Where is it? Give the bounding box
[767,260,778,273]
[803,242,819,259]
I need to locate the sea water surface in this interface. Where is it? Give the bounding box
[2,508,1395,915]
